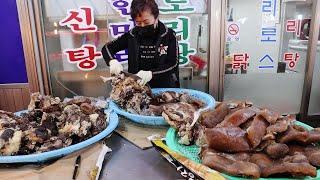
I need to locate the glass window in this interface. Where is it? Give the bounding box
[308,27,320,115]
[223,0,313,114]
[40,0,209,98]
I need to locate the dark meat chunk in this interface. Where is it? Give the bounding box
[265,143,289,159]
[246,115,269,148]
[249,153,273,170]
[266,118,290,134]
[240,118,254,130]
[255,140,275,152]
[0,94,108,156]
[205,127,250,152]
[288,144,305,155]
[22,110,43,123]
[67,96,91,106]
[258,109,280,124]
[42,104,61,113]
[219,152,251,162]
[259,153,316,177]
[28,93,62,112]
[90,110,107,135]
[307,152,320,167]
[179,93,205,109]
[192,123,206,146]
[267,115,294,134]
[0,110,16,118]
[147,105,164,116]
[261,162,316,178]
[0,129,14,142]
[262,133,276,141]
[110,73,152,114]
[37,136,72,153]
[306,128,320,144]
[160,91,180,103]
[18,137,36,155]
[278,125,309,144]
[200,146,251,162]
[34,127,50,142]
[0,130,22,155]
[201,150,260,178]
[41,115,58,136]
[162,102,197,145]
[217,108,256,127]
[80,103,96,115]
[289,145,320,167]
[282,153,309,164]
[200,102,231,128]
[303,146,320,167]
[0,129,15,149]
[227,101,248,114]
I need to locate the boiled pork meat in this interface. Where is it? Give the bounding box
[162,102,196,145]
[278,125,309,144]
[205,127,251,152]
[261,162,316,177]
[216,108,256,128]
[200,101,320,178]
[201,149,260,178]
[199,102,231,128]
[246,115,269,148]
[265,142,289,159]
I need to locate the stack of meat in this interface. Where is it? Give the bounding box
[154,91,205,145]
[110,73,153,115]
[110,73,205,119]
[198,101,320,178]
[0,93,107,156]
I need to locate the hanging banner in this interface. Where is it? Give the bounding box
[59,6,102,71]
[106,0,198,66]
[58,1,205,71]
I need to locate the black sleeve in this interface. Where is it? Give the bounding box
[101,33,129,66]
[151,30,179,78]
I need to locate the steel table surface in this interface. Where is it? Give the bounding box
[101,133,183,180]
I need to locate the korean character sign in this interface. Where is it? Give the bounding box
[109,22,134,38]
[179,42,196,66]
[261,0,280,26]
[284,52,300,69]
[106,1,197,66]
[259,0,280,73]
[159,0,195,14]
[107,0,134,62]
[260,0,277,42]
[59,6,102,71]
[286,19,302,36]
[108,21,134,62]
[164,16,190,41]
[258,54,274,69]
[232,53,249,70]
[107,0,132,17]
[163,16,196,66]
[261,27,276,42]
[64,45,102,71]
[59,6,97,33]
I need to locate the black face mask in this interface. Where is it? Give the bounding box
[136,24,157,37]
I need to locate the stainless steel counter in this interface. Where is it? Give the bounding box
[101,133,182,180]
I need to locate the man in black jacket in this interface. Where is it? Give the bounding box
[101,0,180,88]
